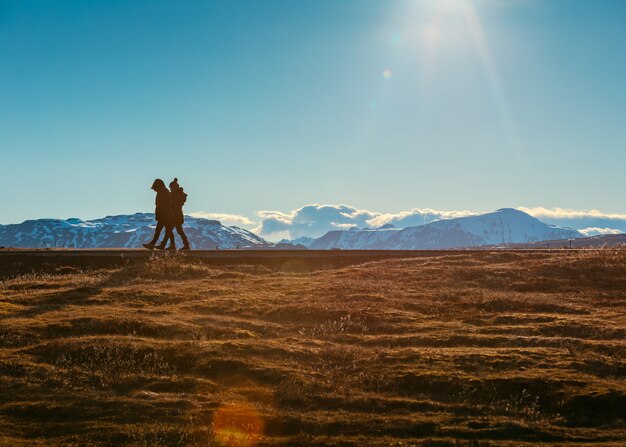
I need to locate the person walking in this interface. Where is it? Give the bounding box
[143,179,175,250]
[168,178,191,250]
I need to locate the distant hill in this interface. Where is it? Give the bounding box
[0,213,269,249]
[493,233,626,249]
[306,208,583,249]
[1,209,596,251]
[278,236,315,247]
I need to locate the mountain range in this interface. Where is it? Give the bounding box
[0,213,269,249]
[303,208,583,249]
[0,208,588,250]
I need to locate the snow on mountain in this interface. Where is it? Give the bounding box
[277,236,316,247]
[309,208,583,249]
[0,213,270,249]
[0,209,585,250]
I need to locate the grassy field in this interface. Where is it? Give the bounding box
[1,250,625,446]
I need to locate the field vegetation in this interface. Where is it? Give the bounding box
[1,250,625,446]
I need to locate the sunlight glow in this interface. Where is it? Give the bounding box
[403,0,523,159]
[212,402,264,447]
[462,3,522,158]
[418,0,472,15]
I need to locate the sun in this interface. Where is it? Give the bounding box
[410,0,472,16]
[395,0,522,158]
[403,0,475,52]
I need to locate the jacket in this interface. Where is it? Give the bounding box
[170,188,187,225]
[155,189,172,224]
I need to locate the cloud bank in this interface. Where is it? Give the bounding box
[255,204,475,239]
[189,205,626,241]
[188,212,255,227]
[518,207,626,221]
[578,227,624,237]
[518,207,626,235]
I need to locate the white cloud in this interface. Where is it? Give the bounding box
[254,210,294,235]
[255,204,377,238]
[189,212,255,227]
[187,205,626,241]
[578,227,624,237]
[518,207,626,220]
[255,204,477,239]
[333,222,359,229]
[518,207,626,234]
[366,208,475,228]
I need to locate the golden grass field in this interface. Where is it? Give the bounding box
[1,250,625,446]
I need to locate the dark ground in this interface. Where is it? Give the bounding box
[1,249,625,446]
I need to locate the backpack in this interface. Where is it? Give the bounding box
[176,188,187,207]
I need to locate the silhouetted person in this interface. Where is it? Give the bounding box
[143,179,175,250]
[158,178,191,251]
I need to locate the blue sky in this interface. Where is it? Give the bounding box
[1,0,625,234]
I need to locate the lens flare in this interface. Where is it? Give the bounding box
[406,0,523,160]
[382,69,393,79]
[461,2,522,159]
[212,402,264,447]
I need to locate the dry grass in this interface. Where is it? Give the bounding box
[1,250,625,446]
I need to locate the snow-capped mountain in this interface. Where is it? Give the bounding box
[308,208,583,250]
[277,236,315,247]
[0,213,269,249]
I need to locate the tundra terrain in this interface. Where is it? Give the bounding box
[1,250,625,446]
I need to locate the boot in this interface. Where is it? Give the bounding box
[180,244,191,251]
[143,242,155,250]
[155,243,167,250]
[166,244,177,251]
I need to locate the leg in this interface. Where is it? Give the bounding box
[175,224,190,248]
[157,224,171,249]
[143,222,163,248]
[151,222,164,243]
[165,225,176,249]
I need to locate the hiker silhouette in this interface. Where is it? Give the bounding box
[143,178,191,251]
[143,179,176,251]
[163,178,190,250]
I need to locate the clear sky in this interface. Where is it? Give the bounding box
[1,0,625,227]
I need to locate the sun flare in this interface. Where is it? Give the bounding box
[398,0,522,158]
[410,0,473,17]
